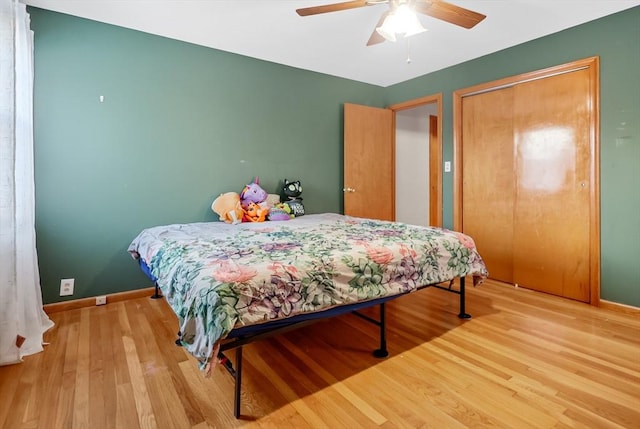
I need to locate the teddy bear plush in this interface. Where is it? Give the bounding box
[211,192,243,224]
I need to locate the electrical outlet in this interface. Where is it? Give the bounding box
[444,161,451,173]
[59,278,74,296]
[96,295,107,306]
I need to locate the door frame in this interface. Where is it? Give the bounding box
[388,93,443,227]
[452,56,601,305]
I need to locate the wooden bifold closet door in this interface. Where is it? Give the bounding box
[460,65,595,303]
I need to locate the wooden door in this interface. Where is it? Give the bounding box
[343,103,394,220]
[461,88,515,283]
[457,62,596,303]
[512,69,591,301]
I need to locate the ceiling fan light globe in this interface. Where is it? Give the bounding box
[376,14,398,42]
[403,15,427,37]
[394,4,414,28]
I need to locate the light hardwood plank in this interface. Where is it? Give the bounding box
[122,334,157,429]
[73,308,90,429]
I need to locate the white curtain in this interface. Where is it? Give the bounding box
[0,0,54,366]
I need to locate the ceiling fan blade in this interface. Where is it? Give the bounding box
[414,0,486,29]
[296,0,369,17]
[366,10,390,46]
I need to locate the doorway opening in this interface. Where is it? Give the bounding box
[389,94,443,227]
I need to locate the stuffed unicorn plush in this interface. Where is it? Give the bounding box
[240,177,268,209]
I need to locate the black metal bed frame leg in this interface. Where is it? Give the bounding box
[458,277,471,319]
[150,283,163,299]
[373,303,389,358]
[217,276,471,418]
[234,347,243,418]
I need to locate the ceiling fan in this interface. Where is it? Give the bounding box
[296,0,486,46]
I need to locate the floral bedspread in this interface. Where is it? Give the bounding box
[128,213,487,369]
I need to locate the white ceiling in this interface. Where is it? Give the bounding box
[22,0,640,87]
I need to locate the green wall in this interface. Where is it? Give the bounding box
[29,8,386,304]
[30,7,639,307]
[386,6,640,307]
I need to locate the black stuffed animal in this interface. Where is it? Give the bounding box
[282,179,304,216]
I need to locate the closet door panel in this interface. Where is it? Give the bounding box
[513,69,591,301]
[462,88,515,283]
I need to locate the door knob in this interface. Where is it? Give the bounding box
[342,187,356,193]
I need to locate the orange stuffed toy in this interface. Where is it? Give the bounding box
[211,192,243,224]
[243,202,269,222]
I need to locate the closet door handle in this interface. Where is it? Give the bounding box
[342,187,356,193]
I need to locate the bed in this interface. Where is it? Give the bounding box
[128,213,488,417]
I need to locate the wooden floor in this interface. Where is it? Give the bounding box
[1,280,639,429]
